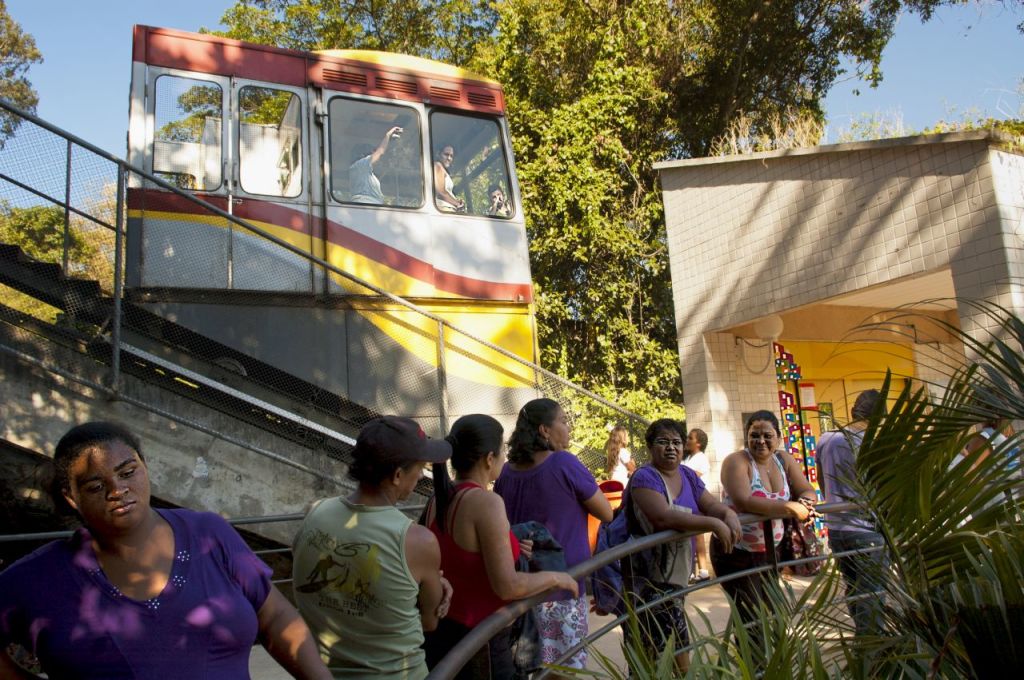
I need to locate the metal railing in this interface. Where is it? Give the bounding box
[0,98,650,480]
[428,502,863,680]
[0,493,873,677]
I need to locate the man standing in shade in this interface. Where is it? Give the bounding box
[817,389,887,636]
[293,416,453,679]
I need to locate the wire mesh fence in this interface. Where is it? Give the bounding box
[0,99,649,482]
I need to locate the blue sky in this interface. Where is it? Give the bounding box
[6,0,1023,156]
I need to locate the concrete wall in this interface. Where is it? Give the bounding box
[0,323,358,545]
[657,132,1022,490]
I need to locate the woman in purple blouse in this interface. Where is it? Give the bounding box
[624,418,741,673]
[0,422,330,680]
[494,398,613,672]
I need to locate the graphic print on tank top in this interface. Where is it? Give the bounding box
[295,529,381,616]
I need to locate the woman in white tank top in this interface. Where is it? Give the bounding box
[712,410,818,626]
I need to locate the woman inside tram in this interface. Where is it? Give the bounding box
[434,144,466,211]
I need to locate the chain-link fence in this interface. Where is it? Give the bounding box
[0,100,648,485]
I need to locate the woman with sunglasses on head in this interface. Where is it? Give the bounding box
[0,421,330,680]
[712,410,818,625]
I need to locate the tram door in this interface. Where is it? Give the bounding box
[228,78,315,293]
[141,69,314,293]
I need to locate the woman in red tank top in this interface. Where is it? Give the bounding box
[421,414,577,679]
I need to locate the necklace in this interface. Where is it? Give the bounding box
[753,459,777,491]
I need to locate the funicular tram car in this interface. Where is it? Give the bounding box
[125,26,539,432]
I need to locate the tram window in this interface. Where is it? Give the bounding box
[239,87,302,197]
[429,111,513,218]
[328,98,422,208]
[153,76,222,191]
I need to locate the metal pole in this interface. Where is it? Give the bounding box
[436,321,449,434]
[110,165,126,394]
[62,139,72,275]
[765,518,780,569]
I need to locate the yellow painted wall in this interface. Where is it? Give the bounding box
[781,340,914,435]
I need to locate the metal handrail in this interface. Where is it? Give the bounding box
[533,540,883,678]
[0,341,355,487]
[0,504,429,544]
[427,502,861,680]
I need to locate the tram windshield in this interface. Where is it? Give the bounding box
[330,97,423,208]
[430,111,513,218]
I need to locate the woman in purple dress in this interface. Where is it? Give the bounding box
[0,421,330,680]
[494,398,613,672]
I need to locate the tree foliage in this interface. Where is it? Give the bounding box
[0,0,42,146]
[213,0,1003,413]
[0,200,115,322]
[212,0,498,66]
[486,0,682,400]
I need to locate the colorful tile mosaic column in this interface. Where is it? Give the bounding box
[774,342,825,536]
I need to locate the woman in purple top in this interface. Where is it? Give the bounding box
[494,399,613,671]
[0,422,330,680]
[624,418,741,673]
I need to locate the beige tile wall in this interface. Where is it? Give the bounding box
[659,135,1024,485]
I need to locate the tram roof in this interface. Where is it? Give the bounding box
[133,25,505,114]
[315,50,498,86]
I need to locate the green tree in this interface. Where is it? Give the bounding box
[0,203,70,262]
[212,0,497,66]
[0,0,42,146]
[487,0,682,400]
[0,201,114,322]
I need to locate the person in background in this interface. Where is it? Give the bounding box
[433,145,465,212]
[713,410,818,626]
[604,424,635,486]
[624,419,741,673]
[495,399,613,674]
[683,427,712,581]
[421,414,577,679]
[0,422,330,680]
[818,389,888,636]
[292,416,453,679]
[487,185,511,217]
[349,126,402,204]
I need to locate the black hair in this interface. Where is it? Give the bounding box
[687,428,708,458]
[507,398,561,465]
[352,144,374,163]
[851,389,884,421]
[644,418,686,448]
[744,410,781,437]
[431,414,504,534]
[52,422,143,515]
[53,422,143,496]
